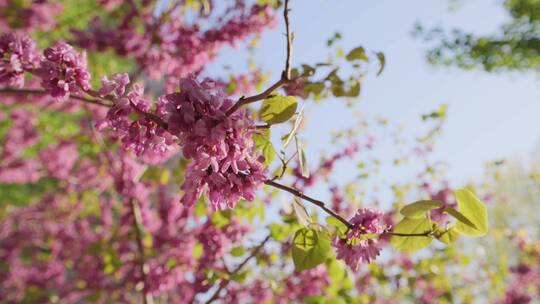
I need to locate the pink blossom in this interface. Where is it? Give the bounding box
[1,109,39,162]
[36,42,91,100]
[97,81,178,164]
[0,158,41,183]
[334,208,385,270]
[0,33,40,87]
[162,78,267,209]
[277,265,330,302]
[39,141,78,180]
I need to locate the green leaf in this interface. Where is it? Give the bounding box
[346,46,368,62]
[292,198,311,226]
[400,200,443,219]
[231,246,245,257]
[193,243,203,259]
[435,227,460,245]
[292,228,331,271]
[375,52,386,76]
[453,189,488,237]
[269,223,294,241]
[326,216,348,237]
[282,106,304,149]
[444,207,477,229]
[194,197,207,217]
[295,137,310,178]
[230,271,248,283]
[211,210,231,228]
[253,129,276,165]
[259,95,297,125]
[390,217,433,253]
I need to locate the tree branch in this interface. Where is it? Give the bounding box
[283,0,292,80]
[264,179,353,229]
[265,180,436,238]
[225,0,294,116]
[0,88,111,107]
[384,231,432,237]
[0,87,168,130]
[129,199,154,304]
[204,234,271,304]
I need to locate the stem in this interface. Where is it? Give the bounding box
[225,77,289,115]
[265,180,435,238]
[264,180,353,229]
[0,87,168,130]
[0,88,111,107]
[204,234,271,304]
[129,199,154,304]
[225,0,294,116]
[283,0,292,80]
[129,100,169,130]
[384,231,432,237]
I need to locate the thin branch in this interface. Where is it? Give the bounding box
[264,179,353,229]
[384,231,432,237]
[129,100,169,130]
[225,77,289,115]
[0,88,111,107]
[283,0,292,80]
[129,199,154,304]
[225,0,294,116]
[204,234,271,304]
[265,180,437,238]
[0,87,169,130]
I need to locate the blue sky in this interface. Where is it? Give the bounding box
[208,0,540,193]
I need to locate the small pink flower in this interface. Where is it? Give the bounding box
[0,33,40,87]
[333,207,385,270]
[37,43,91,100]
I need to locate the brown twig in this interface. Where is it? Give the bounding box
[129,199,154,304]
[0,88,112,107]
[225,0,294,116]
[264,179,353,229]
[283,0,292,80]
[129,101,169,130]
[0,87,169,130]
[384,231,433,237]
[204,234,272,304]
[265,180,437,238]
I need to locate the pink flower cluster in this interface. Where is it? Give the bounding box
[0,0,62,32]
[278,265,330,303]
[162,78,267,209]
[39,141,78,180]
[70,3,276,90]
[0,33,40,87]
[36,42,91,100]
[96,74,177,164]
[0,109,42,184]
[334,207,386,270]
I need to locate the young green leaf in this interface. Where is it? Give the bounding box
[375,52,386,76]
[295,136,310,178]
[292,228,331,271]
[292,198,311,226]
[400,200,443,219]
[453,189,488,237]
[326,216,348,238]
[444,207,477,229]
[435,227,460,245]
[282,106,304,149]
[259,95,297,125]
[253,129,276,165]
[346,46,368,62]
[390,217,433,253]
[230,246,245,257]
